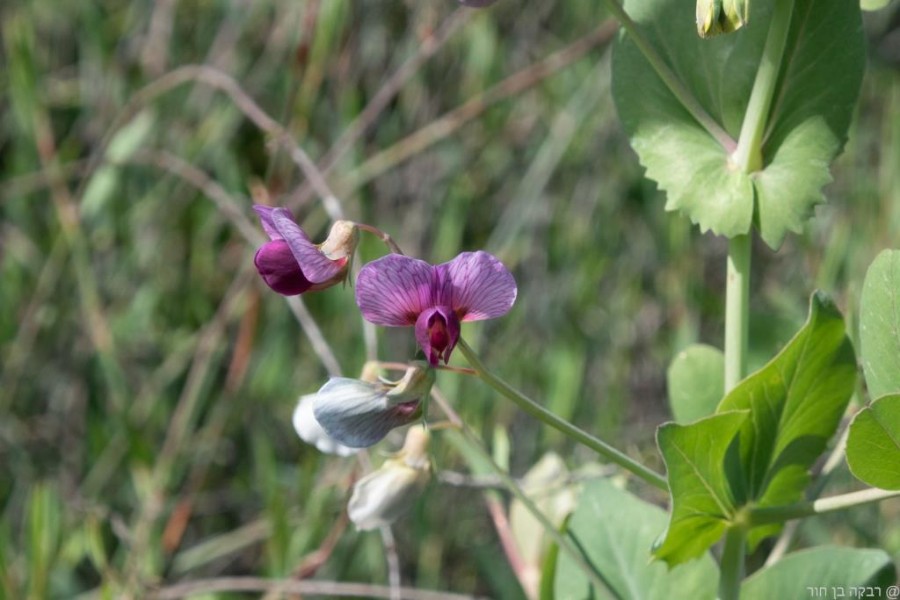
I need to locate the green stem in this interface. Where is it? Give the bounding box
[457,338,668,491]
[718,527,746,600]
[749,488,900,526]
[448,428,618,598]
[732,0,795,171]
[724,234,751,392]
[724,1,795,394]
[602,0,734,150]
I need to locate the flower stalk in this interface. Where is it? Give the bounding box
[749,488,900,526]
[724,234,750,392]
[457,338,668,491]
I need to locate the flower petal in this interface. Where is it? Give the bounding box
[268,208,344,284]
[252,205,282,240]
[347,460,428,530]
[356,255,437,326]
[312,378,421,448]
[292,394,358,456]
[254,240,312,295]
[438,251,517,321]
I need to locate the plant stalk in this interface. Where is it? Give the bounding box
[448,428,618,597]
[724,234,751,392]
[749,488,900,526]
[732,0,795,171]
[457,338,668,491]
[601,0,734,150]
[718,527,746,600]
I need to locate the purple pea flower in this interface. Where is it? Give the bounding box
[355,251,517,365]
[253,205,358,296]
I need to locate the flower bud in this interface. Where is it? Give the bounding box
[696,0,747,38]
[347,427,431,530]
[312,363,435,448]
[252,207,355,296]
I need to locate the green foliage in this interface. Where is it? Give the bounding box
[552,479,718,599]
[718,292,856,547]
[740,547,895,598]
[0,0,897,595]
[860,249,900,400]
[612,0,865,248]
[847,395,900,490]
[653,411,748,565]
[656,294,857,564]
[666,343,724,423]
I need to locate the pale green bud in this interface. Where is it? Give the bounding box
[696,0,748,38]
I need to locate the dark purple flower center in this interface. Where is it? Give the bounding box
[415,306,461,365]
[254,240,311,296]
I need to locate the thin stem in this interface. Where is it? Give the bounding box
[718,527,746,600]
[732,0,795,171]
[354,223,405,255]
[457,338,668,491]
[601,0,734,150]
[339,22,618,195]
[290,8,471,208]
[749,488,900,526]
[764,426,850,566]
[434,365,478,376]
[452,428,617,597]
[724,234,751,392]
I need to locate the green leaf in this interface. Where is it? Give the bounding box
[753,0,866,248]
[612,0,865,248]
[847,394,900,490]
[667,344,725,423]
[718,292,856,547]
[653,410,748,566]
[860,250,900,399]
[741,547,895,599]
[553,479,718,599]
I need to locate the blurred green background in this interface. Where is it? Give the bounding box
[1,0,898,598]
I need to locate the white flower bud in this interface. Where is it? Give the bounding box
[347,428,431,530]
[292,394,358,457]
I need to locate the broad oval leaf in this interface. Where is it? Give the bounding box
[653,410,748,566]
[718,292,856,548]
[741,546,895,599]
[847,394,900,490]
[551,479,718,599]
[860,249,900,400]
[612,0,865,248]
[667,344,725,423]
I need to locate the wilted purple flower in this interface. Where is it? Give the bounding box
[355,252,517,365]
[253,206,358,296]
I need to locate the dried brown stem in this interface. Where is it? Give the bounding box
[338,20,618,195]
[289,8,472,208]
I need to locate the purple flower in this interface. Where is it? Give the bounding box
[355,252,517,365]
[253,206,358,296]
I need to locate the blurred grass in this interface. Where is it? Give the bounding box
[1,0,899,597]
